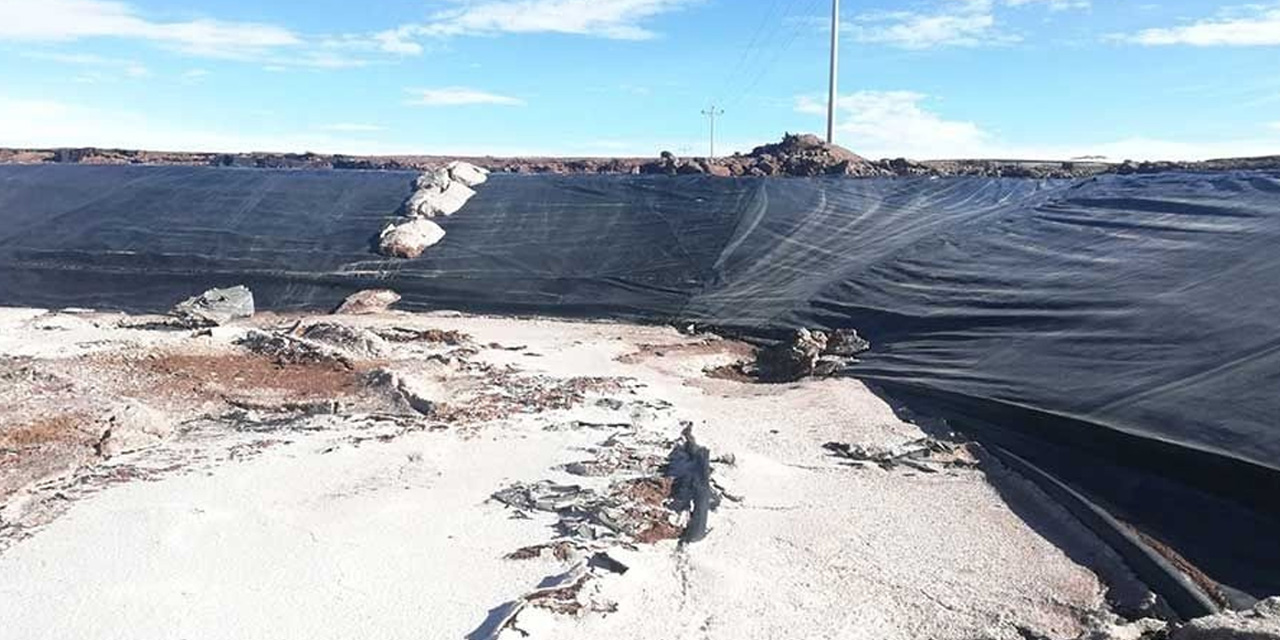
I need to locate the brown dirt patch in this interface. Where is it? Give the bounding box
[0,413,92,448]
[87,350,371,412]
[614,476,682,543]
[703,361,755,383]
[1131,526,1230,607]
[525,579,588,615]
[616,338,755,365]
[505,541,576,561]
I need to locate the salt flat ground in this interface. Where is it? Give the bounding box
[0,307,1143,639]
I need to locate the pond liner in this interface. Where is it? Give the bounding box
[985,443,1219,620]
[2,164,1279,603]
[870,380,1280,611]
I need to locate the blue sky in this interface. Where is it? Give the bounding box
[1,0,1278,160]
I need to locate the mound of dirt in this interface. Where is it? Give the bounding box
[642,133,881,178]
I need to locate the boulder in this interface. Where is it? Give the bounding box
[95,401,171,459]
[404,180,475,218]
[1171,598,1280,640]
[379,219,446,259]
[756,328,829,383]
[334,289,401,315]
[413,168,452,191]
[446,161,489,187]
[171,285,255,327]
[365,368,438,416]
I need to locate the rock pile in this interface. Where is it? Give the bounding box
[726,133,880,177]
[755,328,870,383]
[641,133,881,178]
[378,161,489,259]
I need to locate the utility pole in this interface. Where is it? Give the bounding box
[827,0,840,144]
[701,105,724,161]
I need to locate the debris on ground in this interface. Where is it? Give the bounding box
[823,437,982,473]
[170,285,254,327]
[1067,614,1168,640]
[561,432,664,478]
[372,326,471,345]
[1170,597,1280,640]
[474,421,712,637]
[298,322,389,359]
[505,541,577,561]
[334,289,401,315]
[466,557,625,640]
[430,364,626,424]
[666,422,719,543]
[378,218,446,259]
[236,329,353,369]
[490,474,680,545]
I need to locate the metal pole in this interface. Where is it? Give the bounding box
[702,106,724,160]
[827,0,839,144]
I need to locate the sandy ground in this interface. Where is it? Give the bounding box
[0,307,1154,640]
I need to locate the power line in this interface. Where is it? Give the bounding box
[719,0,825,110]
[711,0,789,104]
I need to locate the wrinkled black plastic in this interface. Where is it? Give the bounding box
[2,164,1278,598]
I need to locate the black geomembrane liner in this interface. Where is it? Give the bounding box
[1,164,1277,600]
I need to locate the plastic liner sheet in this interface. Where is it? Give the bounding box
[1,164,1278,599]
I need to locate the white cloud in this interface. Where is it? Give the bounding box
[1270,121,1280,132]
[375,0,698,55]
[1004,0,1090,11]
[797,91,988,157]
[0,0,696,67]
[0,0,302,59]
[850,7,1007,49]
[405,87,526,107]
[318,123,386,133]
[371,26,425,55]
[796,90,1280,161]
[848,0,1086,49]
[1122,4,1280,46]
[21,50,150,78]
